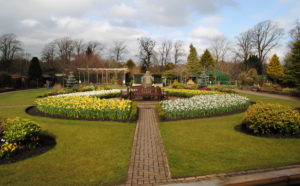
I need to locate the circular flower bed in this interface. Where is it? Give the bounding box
[0,117,55,163]
[242,103,300,136]
[158,94,250,120]
[35,95,137,121]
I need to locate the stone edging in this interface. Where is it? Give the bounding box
[166,164,300,184]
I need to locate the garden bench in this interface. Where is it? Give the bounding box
[121,86,168,100]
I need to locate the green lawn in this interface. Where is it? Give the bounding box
[159,93,300,178]
[0,89,135,185]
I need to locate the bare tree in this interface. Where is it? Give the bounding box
[110,41,127,62]
[73,39,85,56]
[235,30,253,64]
[87,41,104,57]
[289,20,300,42]
[250,20,283,73]
[0,33,22,71]
[173,40,185,64]
[209,37,230,63]
[158,40,172,70]
[138,37,156,71]
[55,37,74,63]
[41,41,56,64]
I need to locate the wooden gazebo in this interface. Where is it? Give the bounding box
[77,68,128,84]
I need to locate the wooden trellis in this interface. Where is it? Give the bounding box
[77,68,128,84]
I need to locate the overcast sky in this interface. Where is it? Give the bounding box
[0,0,299,61]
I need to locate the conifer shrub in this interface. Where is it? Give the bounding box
[243,103,300,136]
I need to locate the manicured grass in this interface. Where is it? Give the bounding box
[0,89,49,106]
[237,92,300,108]
[159,93,300,178]
[0,89,135,185]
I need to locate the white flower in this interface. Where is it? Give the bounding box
[51,89,121,97]
[161,94,250,118]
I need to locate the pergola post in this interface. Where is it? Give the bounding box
[96,70,99,84]
[88,69,90,84]
[106,70,108,84]
[102,71,103,84]
[84,71,85,82]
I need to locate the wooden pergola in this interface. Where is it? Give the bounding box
[77,68,128,84]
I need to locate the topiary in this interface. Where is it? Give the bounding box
[243,103,300,136]
[129,102,138,121]
[156,103,166,120]
[172,80,179,88]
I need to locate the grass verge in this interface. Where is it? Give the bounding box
[159,93,300,178]
[0,89,135,185]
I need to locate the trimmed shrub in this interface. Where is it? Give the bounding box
[129,102,138,121]
[156,103,166,120]
[172,80,186,89]
[163,88,222,98]
[2,117,41,144]
[83,85,95,91]
[243,103,300,136]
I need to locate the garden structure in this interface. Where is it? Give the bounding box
[77,67,128,85]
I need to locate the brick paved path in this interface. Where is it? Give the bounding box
[126,104,171,185]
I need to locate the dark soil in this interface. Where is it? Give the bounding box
[234,124,300,139]
[26,106,137,123]
[295,107,300,112]
[0,133,56,165]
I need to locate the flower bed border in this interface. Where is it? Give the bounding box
[26,106,138,123]
[0,132,56,165]
[156,102,255,121]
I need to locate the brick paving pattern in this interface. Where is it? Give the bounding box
[126,104,171,185]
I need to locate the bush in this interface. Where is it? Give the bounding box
[0,72,11,88]
[163,88,222,98]
[172,80,186,89]
[82,85,95,91]
[191,84,197,90]
[129,102,138,121]
[103,85,112,90]
[2,117,41,144]
[243,103,300,136]
[156,103,166,120]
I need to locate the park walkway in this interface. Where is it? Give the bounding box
[235,89,300,102]
[125,103,171,185]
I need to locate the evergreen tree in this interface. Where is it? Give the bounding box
[244,55,261,73]
[125,59,136,70]
[186,44,201,76]
[28,57,42,81]
[200,49,215,73]
[266,54,283,82]
[284,39,300,87]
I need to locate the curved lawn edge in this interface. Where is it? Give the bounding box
[26,106,138,123]
[0,132,56,165]
[234,124,300,139]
